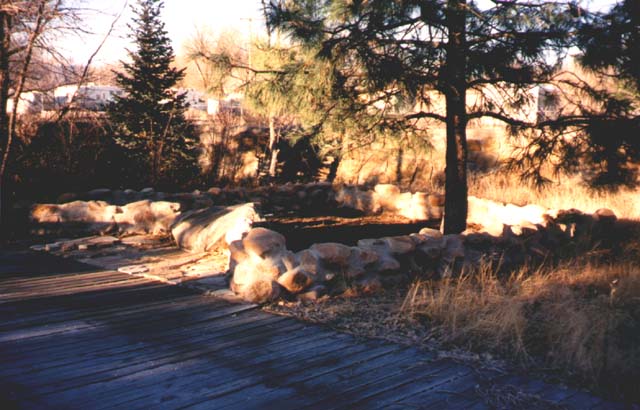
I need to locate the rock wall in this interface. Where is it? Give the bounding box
[30,199,182,235]
[227,197,617,303]
[31,183,618,305]
[31,183,445,238]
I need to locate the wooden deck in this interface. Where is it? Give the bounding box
[0,250,622,410]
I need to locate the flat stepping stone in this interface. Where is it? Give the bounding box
[117,265,150,275]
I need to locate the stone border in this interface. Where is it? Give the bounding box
[29,184,617,304]
[227,196,617,303]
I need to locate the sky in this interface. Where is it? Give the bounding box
[61,0,619,67]
[61,0,266,65]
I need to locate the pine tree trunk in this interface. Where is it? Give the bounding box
[396,145,404,186]
[268,115,279,178]
[0,13,11,229]
[443,0,468,234]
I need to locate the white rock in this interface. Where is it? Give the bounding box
[172,203,260,253]
[118,265,150,275]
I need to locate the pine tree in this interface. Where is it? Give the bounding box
[575,0,640,186]
[109,0,197,188]
[267,0,580,233]
[514,1,640,188]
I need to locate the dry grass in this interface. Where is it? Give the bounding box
[269,258,640,402]
[402,260,640,398]
[475,384,570,410]
[469,171,640,221]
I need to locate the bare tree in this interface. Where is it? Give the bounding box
[0,1,124,228]
[0,1,75,224]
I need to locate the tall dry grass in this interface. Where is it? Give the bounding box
[425,168,640,401]
[402,259,640,401]
[469,171,640,221]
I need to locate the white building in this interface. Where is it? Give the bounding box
[53,84,124,111]
[207,92,243,115]
[180,88,208,111]
[6,91,47,115]
[8,83,236,116]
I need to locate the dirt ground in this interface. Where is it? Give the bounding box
[258,213,439,251]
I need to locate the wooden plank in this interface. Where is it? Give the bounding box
[561,391,603,409]
[590,400,627,410]
[451,374,577,410]
[0,304,265,372]
[0,251,93,279]
[0,276,149,303]
[176,342,402,408]
[0,271,135,294]
[272,346,423,410]
[0,302,262,375]
[181,346,429,410]
[32,319,315,405]
[295,345,428,396]
[86,328,361,410]
[464,401,492,410]
[493,374,579,403]
[23,316,304,395]
[0,250,620,410]
[262,342,402,389]
[0,276,153,304]
[0,281,180,318]
[535,385,578,403]
[313,361,467,410]
[283,348,438,410]
[0,282,191,324]
[0,270,125,290]
[0,276,153,306]
[0,293,234,345]
[379,369,498,410]
[0,287,198,331]
[0,264,127,284]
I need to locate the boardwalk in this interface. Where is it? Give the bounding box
[0,250,620,410]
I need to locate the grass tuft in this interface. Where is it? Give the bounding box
[403,260,640,400]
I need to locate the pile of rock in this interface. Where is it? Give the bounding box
[30,183,445,240]
[466,196,617,246]
[30,199,182,235]
[227,226,467,303]
[29,183,619,305]
[226,196,618,303]
[335,184,444,220]
[51,183,445,222]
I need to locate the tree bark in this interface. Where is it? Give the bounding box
[0,12,11,226]
[268,115,279,178]
[443,0,468,234]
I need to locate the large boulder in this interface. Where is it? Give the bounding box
[468,196,551,237]
[115,200,181,235]
[86,188,113,201]
[277,267,314,293]
[230,277,281,304]
[242,227,286,259]
[172,203,260,253]
[383,236,416,256]
[374,184,400,210]
[30,200,119,233]
[334,186,381,215]
[396,192,431,221]
[310,242,352,266]
[591,208,617,245]
[229,227,291,303]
